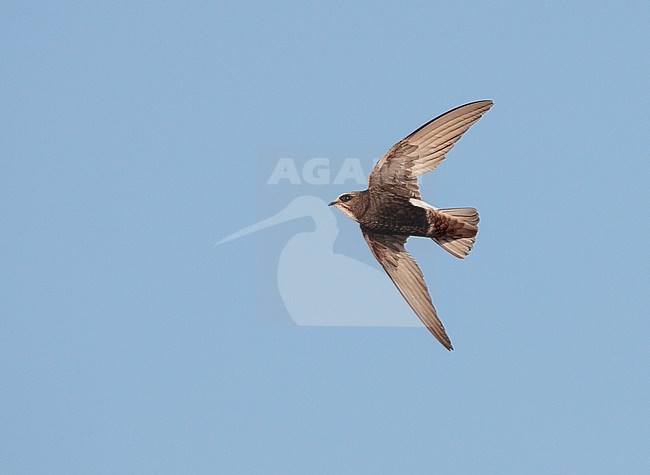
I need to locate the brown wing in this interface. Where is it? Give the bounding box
[362,229,453,350]
[368,100,493,198]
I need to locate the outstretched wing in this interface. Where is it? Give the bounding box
[368,100,493,198]
[362,229,453,350]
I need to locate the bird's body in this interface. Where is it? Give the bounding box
[329,100,493,350]
[346,189,477,241]
[336,190,427,236]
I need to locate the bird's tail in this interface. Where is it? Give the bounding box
[431,207,479,259]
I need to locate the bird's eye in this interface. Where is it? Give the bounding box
[340,194,352,202]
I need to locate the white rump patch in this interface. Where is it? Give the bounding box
[409,198,439,211]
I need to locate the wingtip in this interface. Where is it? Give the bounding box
[441,334,454,351]
[477,99,493,109]
[463,99,493,106]
[436,334,454,351]
[468,99,493,111]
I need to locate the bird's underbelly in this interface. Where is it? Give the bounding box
[360,194,431,236]
[360,216,430,237]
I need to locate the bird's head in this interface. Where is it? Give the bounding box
[328,191,366,222]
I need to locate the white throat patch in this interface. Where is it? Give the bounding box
[409,198,439,211]
[333,203,358,222]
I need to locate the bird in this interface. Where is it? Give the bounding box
[329,100,493,350]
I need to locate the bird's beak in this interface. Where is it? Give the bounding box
[328,200,336,206]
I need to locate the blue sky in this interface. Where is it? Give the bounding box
[2,2,649,473]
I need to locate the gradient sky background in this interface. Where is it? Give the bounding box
[2,2,649,473]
